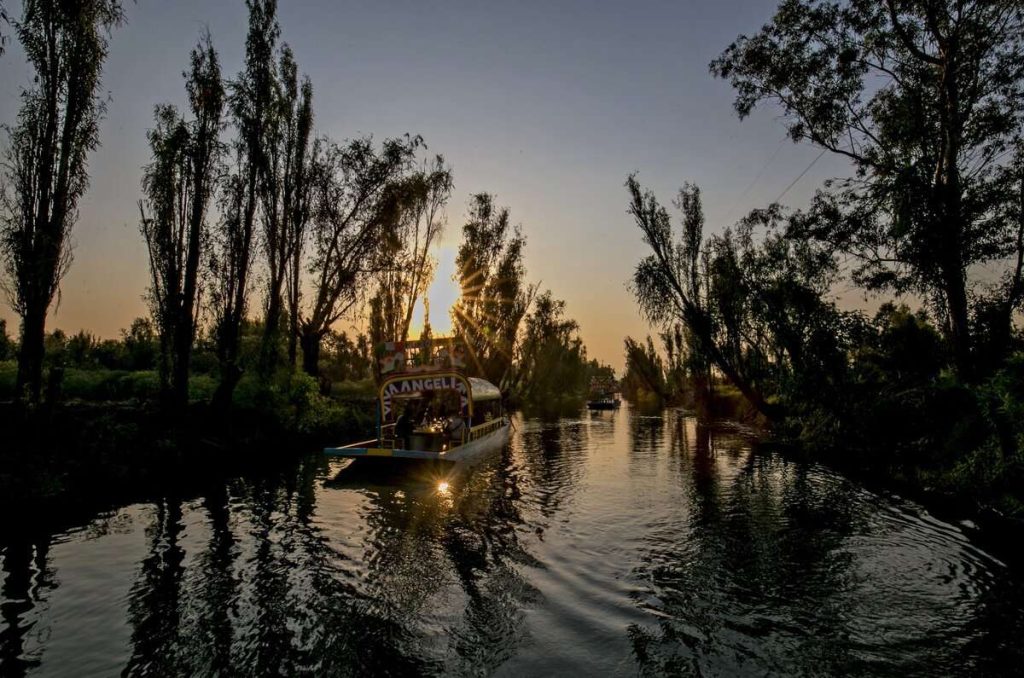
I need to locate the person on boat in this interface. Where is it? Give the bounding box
[445,412,467,445]
[395,405,416,449]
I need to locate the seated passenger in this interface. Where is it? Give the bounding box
[445,413,467,444]
[395,407,415,448]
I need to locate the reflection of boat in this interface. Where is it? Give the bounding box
[586,396,621,410]
[325,338,509,464]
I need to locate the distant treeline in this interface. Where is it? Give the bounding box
[624,0,1024,515]
[0,0,598,417]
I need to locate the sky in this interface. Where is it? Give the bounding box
[0,0,857,372]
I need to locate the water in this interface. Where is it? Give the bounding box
[2,406,1023,676]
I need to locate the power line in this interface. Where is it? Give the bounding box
[723,136,788,223]
[770,149,827,206]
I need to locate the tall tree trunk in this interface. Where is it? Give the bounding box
[260,285,283,375]
[943,263,972,380]
[15,304,47,403]
[300,329,321,377]
[171,319,193,410]
[287,251,300,366]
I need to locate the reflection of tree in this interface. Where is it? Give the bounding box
[628,419,866,675]
[515,419,589,519]
[124,499,185,676]
[439,445,540,674]
[188,484,238,675]
[627,407,666,471]
[0,539,53,677]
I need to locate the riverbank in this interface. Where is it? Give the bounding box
[0,395,375,530]
[631,383,1024,562]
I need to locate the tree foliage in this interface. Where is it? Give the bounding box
[208,0,278,406]
[513,291,588,408]
[628,176,858,418]
[139,32,224,408]
[258,43,315,373]
[298,135,421,377]
[0,318,11,360]
[368,155,453,347]
[711,0,1024,378]
[453,193,533,388]
[0,0,124,401]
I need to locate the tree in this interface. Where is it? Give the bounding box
[209,0,277,407]
[283,71,315,368]
[622,336,667,404]
[627,176,854,419]
[513,291,588,406]
[259,44,314,374]
[0,318,11,360]
[367,155,453,345]
[0,0,125,402]
[297,135,420,377]
[453,193,534,388]
[711,0,1024,379]
[139,33,224,408]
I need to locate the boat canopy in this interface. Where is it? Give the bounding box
[468,377,501,402]
[379,371,503,420]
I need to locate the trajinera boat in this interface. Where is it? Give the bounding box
[586,375,621,410]
[324,337,509,463]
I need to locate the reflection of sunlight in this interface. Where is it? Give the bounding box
[437,480,450,495]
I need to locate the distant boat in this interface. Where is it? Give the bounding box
[587,395,621,411]
[324,338,509,464]
[587,375,621,410]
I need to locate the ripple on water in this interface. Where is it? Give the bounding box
[2,408,1023,676]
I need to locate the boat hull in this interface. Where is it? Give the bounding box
[325,421,510,464]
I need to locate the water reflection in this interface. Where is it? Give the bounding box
[1,406,1023,676]
[0,540,52,677]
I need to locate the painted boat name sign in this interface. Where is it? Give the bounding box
[381,375,469,418]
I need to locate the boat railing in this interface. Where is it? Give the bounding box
[469,417,504,441]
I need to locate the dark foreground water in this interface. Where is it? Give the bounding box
[2,406,1023,677]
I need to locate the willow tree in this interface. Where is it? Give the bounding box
[297,135,420,377]
[512,291,588,406]
[711,0,1024,379]
[367,155,453,346]
[139,34,224,408]
[452,193,533,388]
[628,175,855,420]
[209,0,277,407]
[0,0,124,402]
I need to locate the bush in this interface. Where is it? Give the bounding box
[0,360,16,399]
[61,368,161,401]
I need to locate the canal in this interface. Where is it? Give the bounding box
[2,405,1023,676]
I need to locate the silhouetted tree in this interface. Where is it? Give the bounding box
[628,176,856,419]
[622,336,667,404]
[209,0,277,407]
[140,32,224,408]
[283,73,315,368]
[0,0,124,402]
[513,290,588,407]
[0,318,11,360]
[368,155,453,345]
[453,193,534,387]
[259,44,314,374]
[297,135,420,377]
[711,0,1024,379]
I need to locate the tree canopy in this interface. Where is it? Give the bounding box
[711,0,1024,379]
